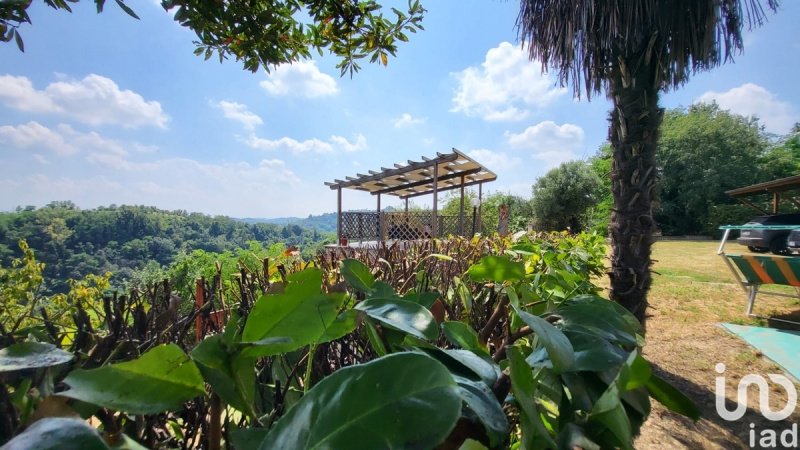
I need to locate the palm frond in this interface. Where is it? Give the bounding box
[517,0,780,98]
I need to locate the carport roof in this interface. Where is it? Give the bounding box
[725,175,800,198]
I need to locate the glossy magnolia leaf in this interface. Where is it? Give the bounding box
[556,423,601,450]
[441,321,488,357]
[258,353,461,450]
[557,295,641,346]
[454,376,508,447]
[402,291,439,310]
[467,255,525,283]
[589,382,633,450]
[0,342,73,373]
[562,330,627,372]
[340,258,374,293]
[60,344,204,414]
[507,347,556,449]
[645,374,701,420]
[453,276,473,314]
[419,348,499,388]
[1,417,109,450]
[242,269,344,356]
[513,306,575,373]
[355,298,438,341]
[230,428,269,450]
[316,309,359,344]
[191,335,256,417]
[458,439,489,450]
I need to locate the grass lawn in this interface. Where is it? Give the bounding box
[628,241,800,449]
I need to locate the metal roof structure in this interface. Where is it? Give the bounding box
[725,175,800,198]
[726,175,800,214]
[324,148,496,199]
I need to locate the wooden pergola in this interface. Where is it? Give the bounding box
[325,148,497,242]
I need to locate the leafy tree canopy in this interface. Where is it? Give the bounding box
[0,0,425,75]
[531,160,602,231]
[655,102,796,235]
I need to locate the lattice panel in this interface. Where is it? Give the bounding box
[340,212,380,240]
[342,211,477,241]
[384,212,434,240]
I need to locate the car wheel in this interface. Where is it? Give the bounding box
[769,239,790,256]
[748,246,769,253]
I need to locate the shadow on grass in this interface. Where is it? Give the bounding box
[646,363,797,450]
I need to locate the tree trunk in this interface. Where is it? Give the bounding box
[607,53,663,328]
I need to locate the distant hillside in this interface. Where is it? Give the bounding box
[238,212,338,233]
[0,202,334,294]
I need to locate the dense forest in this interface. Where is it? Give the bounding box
[0,202,334,294]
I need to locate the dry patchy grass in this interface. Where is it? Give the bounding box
[629,241,800,449]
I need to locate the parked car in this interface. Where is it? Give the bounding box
[736,213,800,255]
[787,229,800,254]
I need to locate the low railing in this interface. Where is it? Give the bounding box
[340,211,477,241]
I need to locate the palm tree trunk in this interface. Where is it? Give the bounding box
[607,53,663,327]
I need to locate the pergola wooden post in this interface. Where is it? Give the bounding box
[432,162,439,237]
[377,193,382,241]
[478,182,483,233]
[337,186,342,243]
[458,175,465,235]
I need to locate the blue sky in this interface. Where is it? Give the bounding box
[1,1,798,218]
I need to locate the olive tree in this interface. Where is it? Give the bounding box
[530,160,602,231]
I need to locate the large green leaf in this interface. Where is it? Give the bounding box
[562,330,627,372]
[453,376,508,447]
[316,309,359,344]
[230,428,269,450]
[441,321,488,357]
[468,255,525,282]
[242,269,345,355]
[258,353,461,450]
[1,418,109,450]
[507,347,556,449]
[191,335,256,417]
[513,306,575,373]
[340,258,375,292]
[0,342,74,373]
[60,344,204,414]
[418,348,500,390]
[355,298,438,341]
[453,276,473,314]
[557,295,641,346]
[589,382,633,450]
[645,374,701,420]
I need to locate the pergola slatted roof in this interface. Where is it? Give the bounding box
[325,148,497,199]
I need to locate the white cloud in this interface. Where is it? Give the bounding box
[696,83,798,134]
[213,100,263,130]
[330,134,367,152]
[393,113,426,128]
[260,61,338,98]
[241,133,367,154]
[451,42,566,121]
[0,157,303,217]
[466,149,520,171]
[0,121,161,169]
[0,121,77,155]
[0,74,168,129]
[506,121,584,167]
